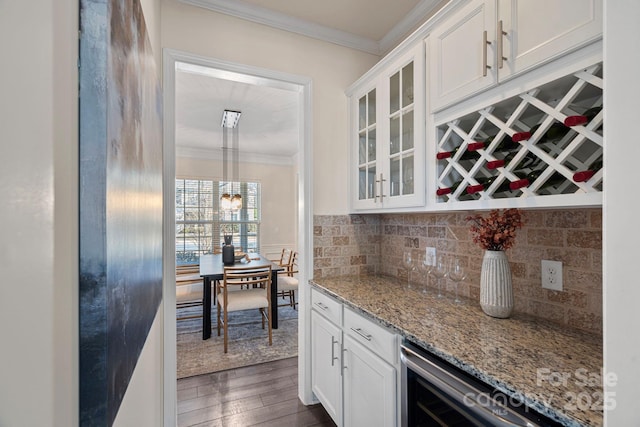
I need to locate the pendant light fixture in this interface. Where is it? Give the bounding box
[221,109,242,210]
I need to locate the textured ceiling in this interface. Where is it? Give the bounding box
[175,63,300,163]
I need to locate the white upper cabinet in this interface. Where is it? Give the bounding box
[350,44,425,212]
[346,0,603,212]
[430,0,603,111]
[429,0,498,111]
[498,0,603,80]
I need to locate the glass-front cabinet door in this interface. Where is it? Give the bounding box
[381,45,425,209]
[388,61,415,199]
[357,88,378,206]
[349,44,424,211]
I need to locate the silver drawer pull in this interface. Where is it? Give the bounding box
[331,337,339,366]
[314,302,329,310]
[350,327,372,341]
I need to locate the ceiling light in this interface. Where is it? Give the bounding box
[220,193,232,211]
[221,109,242,210]
[221,110,242,128]
[230,194,242,210]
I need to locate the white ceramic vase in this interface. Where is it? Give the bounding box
[480,250,513,318]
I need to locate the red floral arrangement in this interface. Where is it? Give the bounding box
[467,208,524,251]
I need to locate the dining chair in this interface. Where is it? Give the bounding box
[277,251,298,309]
[271,248,293,269]
[176,263,204,321]
[217,264,273,353]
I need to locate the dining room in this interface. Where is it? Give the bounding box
[172,59,303,380]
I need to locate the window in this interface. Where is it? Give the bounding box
[175,179,260,264]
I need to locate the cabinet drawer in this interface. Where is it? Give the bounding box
[311,288,342,325]
[344,307,397,364]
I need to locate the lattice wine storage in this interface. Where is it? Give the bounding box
[435,62,603,207]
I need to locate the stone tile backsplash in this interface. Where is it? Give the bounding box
[313,208,602,335]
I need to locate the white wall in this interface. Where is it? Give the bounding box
[176,156,297,252]
[0,0,77,425]
[141,0,163,69]
[0,0,165,425]
[603,1,640,425]
[113,309,165,427]
[161,0,380,215]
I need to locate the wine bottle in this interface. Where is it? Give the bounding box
[472,133,515,151]
[487,150,539,170]
[541,122,570,143]
[573,159,603,182]
[466,176,515,195]
[437,132,501,160]
[564,106,602,127]
[511,127,534,142]
[512,121,569,144]
[436,144,480,161]
[510,169,567,191]
[467,141,485,151]
[436,179,464,196]
[492,134,521,153]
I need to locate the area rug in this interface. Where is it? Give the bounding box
[176,304,298,379]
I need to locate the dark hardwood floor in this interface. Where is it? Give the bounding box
[177,357,336,427]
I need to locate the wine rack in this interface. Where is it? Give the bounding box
[435,62,603,206]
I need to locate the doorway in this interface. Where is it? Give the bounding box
[162,49,314,423]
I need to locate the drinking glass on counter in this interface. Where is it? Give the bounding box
[448,257,467,303]
[431,255,447,297]
[419,253,433,295]
[403,251,415,289]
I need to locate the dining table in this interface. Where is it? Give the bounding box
[199,253,284,340]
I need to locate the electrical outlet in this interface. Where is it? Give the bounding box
[541,260,563,291]
[425,247,436,265]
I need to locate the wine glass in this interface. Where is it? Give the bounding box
[448,257,467,303]
[431,255,447,298]
[402,251,415,289]
[418,253,432,295]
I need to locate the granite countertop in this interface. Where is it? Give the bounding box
[310,274,603,427]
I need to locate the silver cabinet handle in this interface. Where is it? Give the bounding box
[497,20,507,69]
[482,30,492,77]
[314,302,328,310]
[342,347,348,372]
[350,327,372,341]
[375,175,384,201]
[373,173,379,201]
[331,337,339,366]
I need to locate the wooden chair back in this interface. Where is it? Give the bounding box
[273,248,293,268]
[285,251,298,276]
[222,265,272,297]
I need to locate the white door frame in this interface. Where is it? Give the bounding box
[162,48,314,425]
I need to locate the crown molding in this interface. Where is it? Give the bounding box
[176,146,296,166]
[178,0,448,55]
[379,0,446,54]
[178,0,380,55]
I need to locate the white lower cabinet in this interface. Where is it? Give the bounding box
[311,310,342,425]
[343,335,396,427]
[310,288,398,427]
